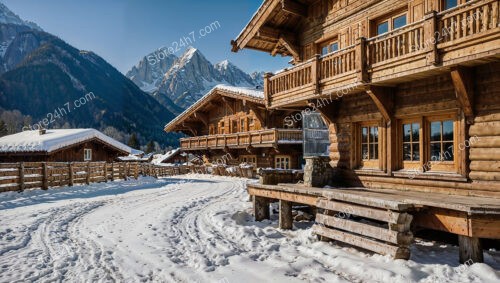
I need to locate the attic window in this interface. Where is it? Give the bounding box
[84,149,92,161]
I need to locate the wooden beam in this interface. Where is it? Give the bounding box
[458,236,483,263]
[365,86,395,123]
[221,97,235,114]
[451,66,474,123]
[247,102,266,126]
[193,112,208,127]
[281,0,307,17]
[254,196,271,221]
[278,36,300,62]
[279,200,293,229]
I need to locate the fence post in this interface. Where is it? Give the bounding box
[86,162,91,185]
[123,163,128,181]
[110,162,114,181]
[19,162,25,191]
[68,163,74,186]
[104,163,108,182]
[134,163,139,179]
[42,162,48,190]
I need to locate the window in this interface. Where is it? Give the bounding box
[240,118,246,132]
[398,115,457,174]
[430,120,454,162]
[402,122,420,162]
[374,11,408,36]
[275,155,291,170]
[443,0,458,10]
[361,126,379,161]
[240,155,257,166]
[219,122,225,134]
[320,39,339,56]
[84,149,92,161]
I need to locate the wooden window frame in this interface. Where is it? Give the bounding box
[371,9,408,36]
[398,118,424,171]
[440,0,468,11]
[275,155,291,170]
[84,148,92,161]
[240,155,257,166]
[355,121,382,170]
[426,114,457,173]
[240,117,247,132]
[318,37,339,56]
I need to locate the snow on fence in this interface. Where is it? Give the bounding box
[0,162,255,193]
[0,162,194,193]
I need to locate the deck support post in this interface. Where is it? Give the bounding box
[279,200,293,230]
[458,235,483,264]
[253,196,270,221]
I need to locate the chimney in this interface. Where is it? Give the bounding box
[39,128,46,135]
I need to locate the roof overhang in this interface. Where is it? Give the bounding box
[231,0,308,62]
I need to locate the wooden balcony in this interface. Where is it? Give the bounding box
[264,0,500,108]
[180,129,303,150]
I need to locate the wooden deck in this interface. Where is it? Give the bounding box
[248,183,500,262]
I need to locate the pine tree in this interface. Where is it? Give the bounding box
[0,120,8,137]
[145,140,155,154]
[127,133,140,149]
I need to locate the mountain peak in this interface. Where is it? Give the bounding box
[0,2,42,30]
[215,59,232,70]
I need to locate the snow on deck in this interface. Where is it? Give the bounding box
[0,129,137,154]
[0,176,499,282]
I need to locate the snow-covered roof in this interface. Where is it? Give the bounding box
[152,148,183,164]
[164,84,264,132]
[0,129,140,154]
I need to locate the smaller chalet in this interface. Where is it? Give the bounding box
[152,148,187,165]
[164,85,304,169]
[0,129,139,163]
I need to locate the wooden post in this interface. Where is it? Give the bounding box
[68,163,74,186]
[111,162,115,181]
[311,54,320,94]
[253,196,270,221]
[424,11,439,65]
[86,162,91,185]
[356,37,368,82]
[42,162,48,190]
[134,162,139,179]
[104,163,108,182]
[19,162,25,191]
[279,200,293,230]
[458,235,484,263]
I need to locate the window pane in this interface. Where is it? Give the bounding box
[403,143,412,161]
[443,120,453,141]
[430,143,442,161]
[372,143,379,159]
[371,127,378,143]
[322,46,328,55]
[445,0,458,10]
[412,123,420,141]
[443,142,454,161]
[377,21,389,35]
[403,124,411,142]
[362,144,369,160]
[412,144,420,161]
[430,122,442,142]
[362,127,368,143]
[393,14,407,29]
[331,42,339,52]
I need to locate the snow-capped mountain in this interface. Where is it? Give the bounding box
[0,2,42,30]
[126,47,263,109]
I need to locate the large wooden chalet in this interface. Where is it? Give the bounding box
[164,85,304,169]
[232,0,500,263]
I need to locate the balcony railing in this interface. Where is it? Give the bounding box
[263,0,499,107]
[180,129,303,150]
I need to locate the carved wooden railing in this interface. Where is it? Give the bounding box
[265,59,316,97]
[367,20,426,64]
[180,129,303,150]
[262,0,499,107]
[320,45,357,80]
[438,0,499,44]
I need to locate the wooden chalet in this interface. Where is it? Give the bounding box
[164,85,304,169]
[0,129,137,163]
[232,0,500,262]
[152,148,188,165]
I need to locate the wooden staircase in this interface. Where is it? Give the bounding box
[313,192,414,259]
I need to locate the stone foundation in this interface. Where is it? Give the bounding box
[303,156,334,187]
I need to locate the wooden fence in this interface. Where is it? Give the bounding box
[0,162,255,193]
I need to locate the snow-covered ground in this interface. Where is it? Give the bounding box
[0,175,499,283]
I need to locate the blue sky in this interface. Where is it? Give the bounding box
[2,0,290,74]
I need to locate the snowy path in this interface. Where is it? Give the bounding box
[0,175,499,283]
